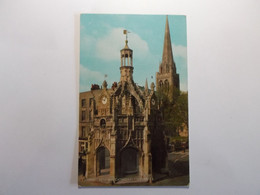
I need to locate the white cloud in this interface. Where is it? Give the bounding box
[81,34,96,55]
[80,64,104,92]
[172,44,187,59]
[96,27,149,61]
[80,64,117,92]
[80,64,104,83]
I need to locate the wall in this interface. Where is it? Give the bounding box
[0,0,260,194]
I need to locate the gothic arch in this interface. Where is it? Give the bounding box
[96,146,110,176]
[159,80,163,88]
[164,79,169,90]
[120,147,139,176]
[115,83,144,111]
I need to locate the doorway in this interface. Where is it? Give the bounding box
[96,147,110,175]
[121,147,138,176]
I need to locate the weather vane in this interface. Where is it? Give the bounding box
[123,29,130,42]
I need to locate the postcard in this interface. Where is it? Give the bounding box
[78,14,189,186]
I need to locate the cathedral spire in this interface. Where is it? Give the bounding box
[162,15,175,71]
[156,16,180,93]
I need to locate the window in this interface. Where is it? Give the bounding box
[81,144,85,153]
[89,110,92,120]
[82,111,86,121]
[81,127,86,137]
[79,142,85,153]
[159,80,163,88]
[81,99,86,107]
[100,119,106,128]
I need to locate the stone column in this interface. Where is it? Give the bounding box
[95,152,98,176]
[110,109,117,182]
[143,126,151,180]
[110,133,116,180]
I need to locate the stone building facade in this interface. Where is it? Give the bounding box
[79,16,178,184]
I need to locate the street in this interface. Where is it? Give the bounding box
[79,150,189,187]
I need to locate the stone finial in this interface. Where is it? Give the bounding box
[145,78,148,94]
[150,82,155,92]
[102,80,108,89]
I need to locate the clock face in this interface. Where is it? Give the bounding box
[102,96,107,104]
[151,98,155,105]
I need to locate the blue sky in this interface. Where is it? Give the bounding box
[80,14,187,92]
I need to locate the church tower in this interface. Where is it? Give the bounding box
[156,16,180,95]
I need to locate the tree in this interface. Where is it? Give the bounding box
[171,92,188,135]
[157,85,188,138]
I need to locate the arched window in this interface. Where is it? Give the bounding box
[164,80,169,90]
[100,119,106,128]
[159,80,163,88]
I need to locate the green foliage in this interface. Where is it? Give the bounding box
[170,136,188,143]
[157,85,188,138]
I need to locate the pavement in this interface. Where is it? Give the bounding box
[168,150,189,163]
[78,150,189,187]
